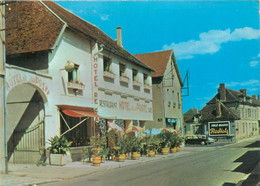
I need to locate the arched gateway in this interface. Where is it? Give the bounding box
[6,74,49,164]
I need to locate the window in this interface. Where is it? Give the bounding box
[119,63,126,77]
[143,73,149,85]
[132,69,138,82]
[248,109,251,118]
[167,89,171,106]
[68,64,79,83]
[177,92,180,108]
[103,56,112,72]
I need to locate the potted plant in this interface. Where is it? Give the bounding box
[169,133,177,153]
[48,135,72,166]
[101,148,110,163]
[131,137,142,160]
[125,135,134,159]
[142,136,155,157]
[90,136,107,166]
[83,147,93,163]
[116,135,127,162]
[176,135,184,152]
[158,132,171,155]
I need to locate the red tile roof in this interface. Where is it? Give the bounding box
[6,1,64,55]
[6,1,153,71]
[134,50,173,77]
[134,50,183,86]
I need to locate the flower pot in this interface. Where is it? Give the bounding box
[117,154,126,162]
[49,154,67,166]
[170,147,177,153]
[177,147,181,152]
[131,152,140,160]
[92,155,101,166]
[148,150,155,157]
[161,148,169,155]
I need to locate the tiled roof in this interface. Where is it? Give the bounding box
[6,1,64,55]
[184,108,199,123]
[134,50,172,77]
[134,50,183,86]
[6,1,154,71]
[208,88,260,106]
[201,102,240,121]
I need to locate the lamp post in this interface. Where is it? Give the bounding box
[0,0,8,174]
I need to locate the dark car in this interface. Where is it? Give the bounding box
[185,135,215,145]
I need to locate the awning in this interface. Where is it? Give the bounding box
[58,105,99,118]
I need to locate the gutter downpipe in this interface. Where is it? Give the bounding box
[3,1,7,174]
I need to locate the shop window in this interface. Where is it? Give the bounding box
[119,63,127,77]
[132,69,138,82]
[103,56,112,72]
[68,64,79,83]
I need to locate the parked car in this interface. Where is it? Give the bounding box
[185,135,216,145]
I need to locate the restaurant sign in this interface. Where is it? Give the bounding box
[208,121,230,136]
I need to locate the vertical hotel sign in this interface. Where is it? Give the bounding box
[93,54,99,121]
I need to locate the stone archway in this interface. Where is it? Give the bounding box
[7,83,47,164]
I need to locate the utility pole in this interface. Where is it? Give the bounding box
[0,0,7,174]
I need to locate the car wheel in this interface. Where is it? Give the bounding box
[201,141,205,145]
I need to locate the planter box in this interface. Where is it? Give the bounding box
[103,71,116,79]
[119,76,130,83]
[67,82,85,90]
[49,154,67,166]
[133,81,142,87]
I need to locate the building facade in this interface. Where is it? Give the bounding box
[135,50,184,134]
[201,83,260,142]
[5,1,153,163]
[184,107,201,136]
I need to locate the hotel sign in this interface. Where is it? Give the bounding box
[208,121,230,136]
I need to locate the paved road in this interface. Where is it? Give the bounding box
[43,139,260,186]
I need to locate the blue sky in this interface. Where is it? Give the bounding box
[56,1,260,112]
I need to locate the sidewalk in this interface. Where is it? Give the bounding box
[0,148,194,186]
[0,136,258,186]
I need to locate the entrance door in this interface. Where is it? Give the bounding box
[7,84,46,164]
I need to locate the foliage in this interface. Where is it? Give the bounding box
[168,133,178,148]
[90,136,107,148]
[157,132,172,148]
[176,135,184,147]
[101,148,110,162]
[36,161,47,167]
[83,147,93,160]
[48,136,72,154]
[131,137,142,152]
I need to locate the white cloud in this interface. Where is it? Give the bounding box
[100,15,109,21]
[163,27,260,60]
[249,60,259,67]
[225,79,259,88]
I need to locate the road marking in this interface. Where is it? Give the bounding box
[243,147,260,150]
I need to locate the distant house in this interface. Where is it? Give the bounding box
[5,1,154,163]
[184,107,201,135]
[201,83,260,142]
[135,50,184,133]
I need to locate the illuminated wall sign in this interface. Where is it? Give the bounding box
[208,121,230,136]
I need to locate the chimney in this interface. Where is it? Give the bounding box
[252,95,256,100]
[218,83,226,101]
[116,27,123,47]
[240,89,247,96]
[216,99,222,118]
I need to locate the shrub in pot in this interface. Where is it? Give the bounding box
[169,133,178,153]
[176,135,184,152]
[48,135,72,166]
[131,137,141,160]
[157,132,171,155]
[90,136,107,166]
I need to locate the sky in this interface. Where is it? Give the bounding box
[56,1,260,113]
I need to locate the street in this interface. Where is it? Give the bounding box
[42,138,260,186]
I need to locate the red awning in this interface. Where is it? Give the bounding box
[58,105,99,118]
